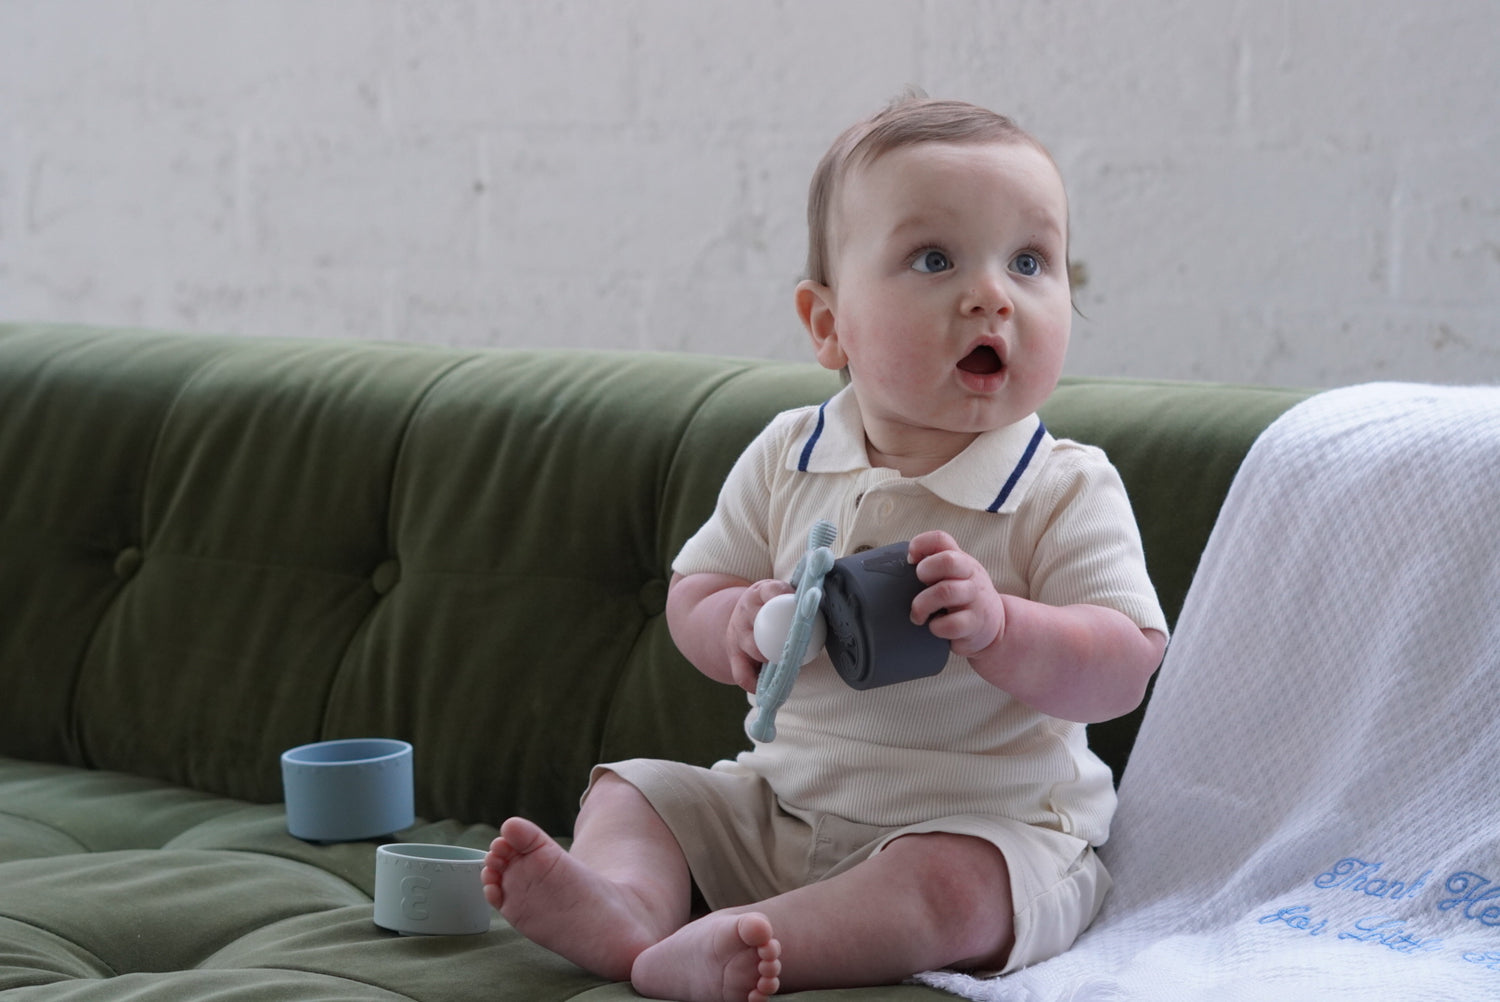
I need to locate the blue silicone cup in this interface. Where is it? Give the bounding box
[281,738,414,842]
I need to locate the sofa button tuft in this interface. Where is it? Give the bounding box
[371,559,401,595]
[113,546,143,581]
[638,579,668,617]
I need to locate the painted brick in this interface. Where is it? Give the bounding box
[1,0,1496,386]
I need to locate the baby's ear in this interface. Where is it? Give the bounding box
[795,280,846,372]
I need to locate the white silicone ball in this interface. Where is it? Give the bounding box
[753,591,827,665]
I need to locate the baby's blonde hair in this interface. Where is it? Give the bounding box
[803,95,1053,287]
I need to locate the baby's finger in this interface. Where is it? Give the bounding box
[907,529,959,566]
[729,649,763,692]
[910,577,970,624]
[924,605,977,643]
[913,547,968,587]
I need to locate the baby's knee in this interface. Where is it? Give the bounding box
[884,832,1015,965]
[887,831,1010,892]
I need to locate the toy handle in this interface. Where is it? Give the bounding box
[748,521,837,743]
[749,584,823,742]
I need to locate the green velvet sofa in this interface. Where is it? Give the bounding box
[0,323,1310,1000]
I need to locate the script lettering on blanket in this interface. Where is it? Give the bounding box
[1257,907,1442,954]
[1438,872,1500,927]
[1336,916,1444,954]
[1254,858,1500,972]
[1258,905,1327,937]
[1315,857,1431,901]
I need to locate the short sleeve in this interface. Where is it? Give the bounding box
[1024,442,1170,637]
[672,413,792,585]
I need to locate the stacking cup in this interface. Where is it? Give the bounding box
[373,843,491,935]
[281,738,414,842]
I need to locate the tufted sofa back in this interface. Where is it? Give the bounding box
[0,326,838,831]
[0,325,1307,833]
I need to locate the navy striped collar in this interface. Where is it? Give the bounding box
[788,387,1053,514]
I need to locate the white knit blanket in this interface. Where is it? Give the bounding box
[916,383,1500,1002]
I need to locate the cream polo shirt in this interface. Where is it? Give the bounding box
[673,386,1168,847]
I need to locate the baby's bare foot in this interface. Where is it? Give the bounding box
[630,911,782,1002]
[482,817,657,981]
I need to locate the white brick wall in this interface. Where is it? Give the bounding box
[2,0,1496,386]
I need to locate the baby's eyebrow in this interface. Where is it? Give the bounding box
[1040,216,1068,239]
[878,199,1067,250]
[1016,202,1067,238]
[884,213,945,241]
[881,211,980,251]
[1014,218,1067,252]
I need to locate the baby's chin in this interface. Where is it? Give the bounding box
[940,396,1040,438]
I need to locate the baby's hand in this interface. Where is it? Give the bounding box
[908,530,1005,659]
[726,579,794,692]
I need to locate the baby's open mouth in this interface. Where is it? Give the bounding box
[957,345,1004,375]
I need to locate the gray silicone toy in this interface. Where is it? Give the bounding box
[750,529,953,742]
[822,541,950,689]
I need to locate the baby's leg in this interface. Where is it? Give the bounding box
[631,831,1013,997]
[483,772,693,982]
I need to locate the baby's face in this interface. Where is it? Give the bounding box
[809,140,1072,469]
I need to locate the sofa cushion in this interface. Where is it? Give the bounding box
[0,758,583,999]
[0,758,951,1000]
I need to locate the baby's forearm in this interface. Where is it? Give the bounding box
[665,572,750,687]
[967,597,1166,724]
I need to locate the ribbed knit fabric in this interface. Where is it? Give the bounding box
[673,387,1167,844]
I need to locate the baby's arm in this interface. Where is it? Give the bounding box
[908,530,1167,724]
[666,572,793,692]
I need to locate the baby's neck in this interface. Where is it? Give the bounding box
[865,438,971,478]
[854,396,983,477]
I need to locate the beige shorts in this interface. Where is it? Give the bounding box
[589,758,1111,974]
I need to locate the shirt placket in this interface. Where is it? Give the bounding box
[842,475,905,555]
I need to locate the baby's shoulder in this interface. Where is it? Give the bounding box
[745,402,829,457]
[768,401,828,437]
[1039,435,1117,477]
[1026,436,1131,511]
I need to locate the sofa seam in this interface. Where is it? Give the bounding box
[0,910,120,978]
[64,338,229,771]
[202,965,422,1001]
[0,809,93,853]
[316,351,489,741]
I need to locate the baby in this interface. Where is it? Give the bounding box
[484,96,1169,1002]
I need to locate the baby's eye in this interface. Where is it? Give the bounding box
[1010,252,1043,277]
[911,249,953,274]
